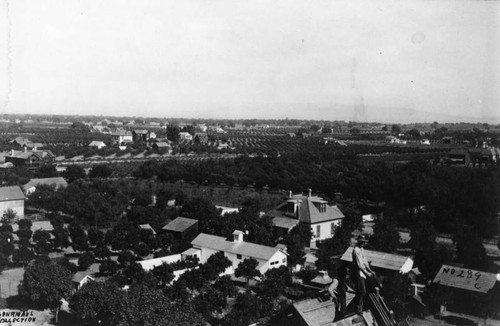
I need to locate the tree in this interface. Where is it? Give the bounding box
[12,246,35,266]
[52,227,70,250]
[408,213,437,253]
[257,266,292,299]
[2,208,17,224]
[369,217,400,252]
[19,258,73,322]
[89,164,112,179]
[151,262,175,287]
[391,124,402,135]
[63,165,86,182]
[0,222,13,234]
[99,259,119,276]
[88,227,105,247]
[202,251,232,280]
[166,125,181,142]
[0,232,14,257]
[235,258,261,283]
[36,164,58,178]
[455,231,487,270]
[78,251,96,271]
[0,252,9,274]
[33,229,52,255]
[69,280,126,325]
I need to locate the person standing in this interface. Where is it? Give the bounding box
[351,234,375,314]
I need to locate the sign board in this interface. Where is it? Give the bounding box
[432,265,498,294]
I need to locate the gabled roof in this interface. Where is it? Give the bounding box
[72,272,94,284]
[268,194,345,225]
[22,177,68,191]
[89,141,106,147]
[138,224,156,235]
[154,142,170,148]
[332,311,376,326]
[111,131,132,136]
[432,264,498,294]
[293,298,336,326]
[163,217,198,233]
[341,247,413,273]
[272,216,299,230]
[0,186,26,202]
[133,129,149,134]
[191,233,286,261]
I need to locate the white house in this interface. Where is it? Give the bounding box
[179,132,193,141]
[0,186,25,218]
[110,131,133,145]
[267,190,345,247]
[72,272,94,291]
[190,230,288,275]
[89,141,106,149]
[22,177,68,195]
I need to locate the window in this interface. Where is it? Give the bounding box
[271,261,278,265]
[331,222,335,235]
[237,254,242,259]
[316,225,321,237]
[282,258,287,264]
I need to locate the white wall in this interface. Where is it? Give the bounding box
[310,220,342,242]
[0,200,24,218]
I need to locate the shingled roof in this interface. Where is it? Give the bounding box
[432,264,498,294]
[163,217,198,233]
[191,233,286,261]
[0,186,26,202]
[268,194,344,225]
[22,177,68,191]
[341,247,413,273]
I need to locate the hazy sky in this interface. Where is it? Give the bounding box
[0,0,498,123]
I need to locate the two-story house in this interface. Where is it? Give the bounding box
[267,191,345,247]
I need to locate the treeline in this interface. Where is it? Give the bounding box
[134,153,500,238]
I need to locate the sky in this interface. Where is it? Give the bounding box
[0,0,498,123]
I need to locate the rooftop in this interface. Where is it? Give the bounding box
[432,264,498,294]
[191,233,286,261]
[268,194,345,225]
[163,217,198,233]
[22,177,68,191]
[341,247,413,273]
[0,186,26,202]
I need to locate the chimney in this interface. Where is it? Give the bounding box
[24,146,27,153]
[288,190,292,198]
[308,188,312,198]
[232,230,244,243]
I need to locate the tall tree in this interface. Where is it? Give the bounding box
[235,258,261,283]
[19,258,73,322]
[369,217,400,252]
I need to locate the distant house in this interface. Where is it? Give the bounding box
[194,132,208,144]
[5,149,55,167]
[22,177,68,195]
[190,230,288,275]
[267,191,345,247]
[138,223,156,235]
[0,186,25,217]
[133,130,150,141]
[152,142,171,151]
[89,141,106,149]
[110,131,133,145]
[449,148,471,166]
[179,132,193,141]
[72,272,94,291]
[341,247,414,275]
[162,217,199,239]
[138,254,183,272]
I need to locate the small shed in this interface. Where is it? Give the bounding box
[72,272,94,291]
[162,217,199,239]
